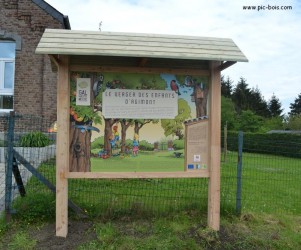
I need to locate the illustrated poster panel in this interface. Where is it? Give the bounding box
[185,120,209,172]
[67,72,209,172]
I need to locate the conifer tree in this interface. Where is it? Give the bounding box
[221,75,233,98]
[249,87,269,117]
[268,93,283,117]
[289,93,301,115]
[232,77,251,113]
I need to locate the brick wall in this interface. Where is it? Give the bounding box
[0,0,66,122]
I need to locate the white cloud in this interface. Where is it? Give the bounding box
[46,0,301,114]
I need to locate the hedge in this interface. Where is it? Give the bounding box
[223,131,301,158]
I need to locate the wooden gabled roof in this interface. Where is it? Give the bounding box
[36,29,248,63]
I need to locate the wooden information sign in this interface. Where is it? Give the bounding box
[35,29,249,237]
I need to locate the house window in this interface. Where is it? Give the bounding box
[0,41,15,111]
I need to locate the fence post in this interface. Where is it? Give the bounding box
[5,111,15,222]
[236,131,243,215]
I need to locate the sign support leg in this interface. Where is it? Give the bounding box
[56,55,70,237]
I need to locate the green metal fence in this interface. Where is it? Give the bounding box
[1,114,300,221]
[237,132,301,215]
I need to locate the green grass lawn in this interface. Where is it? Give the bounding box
[15,150,301,216]
[221,151,301,214]
[91,150,185,172]
[1,151,301,249]
[2,206,301,249]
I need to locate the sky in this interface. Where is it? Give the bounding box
[46,0,301,114]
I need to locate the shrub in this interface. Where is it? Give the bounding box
[19,131,50,147]
[139,140,154,151]
[173,139,184,150]
[91,136,104,149]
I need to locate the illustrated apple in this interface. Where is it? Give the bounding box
[76,116,84,122]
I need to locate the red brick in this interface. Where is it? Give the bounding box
[0,0,68,123]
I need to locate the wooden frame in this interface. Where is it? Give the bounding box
[67,171,210,179]
[34,29,249,238]
[54,61,222,237]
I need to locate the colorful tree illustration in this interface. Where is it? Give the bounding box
[161,98,191,139]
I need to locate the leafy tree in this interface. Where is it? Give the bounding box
[262,116,285,132]
[134,119,159,135]
[289,93,301,115]
[287,114,301,130]
[70,72,102,124]
[161,98,191,139]
[69,72,103,171]
[104,118,119,154]
[221,75,233,98]
[232,77,251,114]
[237,110,263,132]
[177,75,209,117]
[221,96,238,130]
[268,93,283,117]
[120,119,134,153]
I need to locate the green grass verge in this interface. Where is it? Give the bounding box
[221,151,301,214]
[1,211,301,249]
[0,151,300,249]
[8,150,301,219]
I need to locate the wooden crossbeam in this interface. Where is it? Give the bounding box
[218,61,236,71]
[139,57,148,67]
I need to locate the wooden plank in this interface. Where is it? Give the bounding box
[37,43,244,56]
[70,55,209,70]
[208,61,221,231]
[42,28,235,43]
[49,54,60,68]
[39,38,235,52]
[139,57,148,67]
[37,46,248,62]
[56,55,70,238]
[36,30,248,63]
[49,55,60,72]
[38,38,239,51]
[70,64,210,76]
[218,61,237,71]
[66,171,210,179]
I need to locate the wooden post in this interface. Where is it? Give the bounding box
[56,55,70,237]
[224,122,228,162]
[208,61,221,231]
